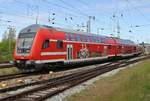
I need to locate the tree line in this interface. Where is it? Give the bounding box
[0,27,16,62]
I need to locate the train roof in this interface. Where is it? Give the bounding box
[20,24,107,37]
[20,24,136,45]
[116,39,135,45]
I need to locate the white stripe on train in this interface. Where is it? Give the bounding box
[41,52,66,56]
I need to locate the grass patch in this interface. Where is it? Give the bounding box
[0,67,20,76]
[67,60,150,101]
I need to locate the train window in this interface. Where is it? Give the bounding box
[101,37,105,43]
[76,34,81,41]
[98,38,100,43]
[42,39,49,49]
[92,36,96,42]
[95,37,99,43]
[96,37,99,43]
[97,37,99,43]
[83,35,87,42]
[67,33,73,41]
[90,36,92,42]
[94,37,96,42]
[57,40,63,49]
[90,36,93,42]
[84,36,87,42]
[80,35,83,42]
[81,35,84,42]
[74,34,77,41]
[94,36,97,42]
[70,34,75,41]
[85,36,89,42]
[65,33,69,41]
[99,37,101,43]
[87,36,90,42]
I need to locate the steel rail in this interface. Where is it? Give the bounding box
[0,55,149,101]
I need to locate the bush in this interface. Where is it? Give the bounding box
[0,40,16,62]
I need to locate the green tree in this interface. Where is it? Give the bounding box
[8,27,16,40]
[2,31,8,41]
[0,27,16,62]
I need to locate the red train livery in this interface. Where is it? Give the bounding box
[14,24,141,69]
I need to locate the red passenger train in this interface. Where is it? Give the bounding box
[14,24,141,70]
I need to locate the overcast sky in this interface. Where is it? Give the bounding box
[0,0,150,43]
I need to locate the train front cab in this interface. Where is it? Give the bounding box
[14,25,46,70]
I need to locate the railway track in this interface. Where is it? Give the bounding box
[0,61,11,64]
[0,73,28,82]
[0,55,149,101]
[0,71,49,82]
[0,62,112,93]
[0,62,14,69]
[0,61,112,82]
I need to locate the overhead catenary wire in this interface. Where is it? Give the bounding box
[15,0,79,19]
[0,10,71,29]
[41,0,95,31]
[1,1,78,28]
[59,0,89,17]
[77,0,89,7]
[125,0,150,27]
[42,0,104,27]
[59,0,105,32]
[14,0,88,29]
[119,7,134,33]
[13,0,105,33]
[42,0,88,18]
[2,0,149,37]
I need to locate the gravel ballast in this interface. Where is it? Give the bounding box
[46,61,141,101]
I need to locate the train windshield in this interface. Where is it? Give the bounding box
[17,38,34,48]
[17,32,36,53]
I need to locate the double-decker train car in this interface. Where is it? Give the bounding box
[13,24,141,70]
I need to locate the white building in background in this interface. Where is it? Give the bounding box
[145,45,150,55]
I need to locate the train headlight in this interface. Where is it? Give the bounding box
[26,61,31,64]
[16,60,20,63]
[26,50,29,53]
